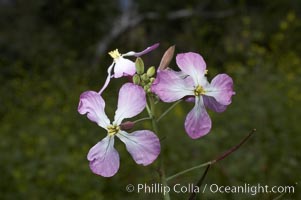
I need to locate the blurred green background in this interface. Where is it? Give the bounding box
[1,0,300,199]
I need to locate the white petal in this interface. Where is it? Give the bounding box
[113,57,136,78]
[99,62,114,94]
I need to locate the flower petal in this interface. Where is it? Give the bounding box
[117,130,160,166]
[176,52,207,85]
[203,96,227,113]
[78,91,110,128]
[87,136,120,177]
[113,57,136,78]
[123,43,159,57]
[185,97,212,139]
[185,96,195,103]
[204,74,235,105]
[99,62,114,94]
[151,69,194,102]
[114,83,146,125]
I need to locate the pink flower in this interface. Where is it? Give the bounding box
[78,83,161,177]
[99,43,159,94]
[151,52,235,139]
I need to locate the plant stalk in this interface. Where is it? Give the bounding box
[157,100,182,122]
[147,94,170,200]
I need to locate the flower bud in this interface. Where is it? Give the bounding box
[150,77,155,83]
[159,45,175,70]
[120,121,135,130]
[146,66,156,77]
[135,57,144,75]
[132,74,141,85]
[141,73,148,81]
[143,85,149,91]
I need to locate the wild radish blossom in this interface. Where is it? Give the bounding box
[78,83,160,177]
[99,43,159,94]
[151,52,235,139]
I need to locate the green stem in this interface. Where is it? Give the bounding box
[147,94,158,133]
[157,100,182,122]
[145,103,152,117]
[147,94,170,200]
[166,161,213,182]
[160,162,170,200]
[133,117,151,124]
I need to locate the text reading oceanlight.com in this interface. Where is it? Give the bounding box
[130,183,295,196]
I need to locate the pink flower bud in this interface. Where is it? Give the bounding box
[120,121,135,130]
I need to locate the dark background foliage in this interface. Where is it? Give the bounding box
[0,0,300,199]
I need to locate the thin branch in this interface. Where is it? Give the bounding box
[166,161,213,182]
[133,117,151,124]
[157,100,182,122]
[214,128,256,162]
[188,165,211,200]
[187,127,255,200]
[166,129,256,181]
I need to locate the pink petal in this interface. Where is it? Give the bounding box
[205,74,235,105]
[185,97,212,139]
[117,130,160,166]
[176,52,207,85]
[203,96,227,113]
[151,69,194,102]
[185,96,195,103]
[78,91,110,128]
[87,136,120,177]
[113,57,136,78]
[123,43,160,57]
[114,83,146,125]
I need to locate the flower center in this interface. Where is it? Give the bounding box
[107,124,120,136]
[194,85,205,96]
[108,49,121,60]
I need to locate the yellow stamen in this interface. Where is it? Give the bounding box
[107,125,120,136]
[194,85,206,96]
[205,70,208,75]
[108,49,121,59]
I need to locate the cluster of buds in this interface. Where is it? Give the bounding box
[132,57,156,93]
